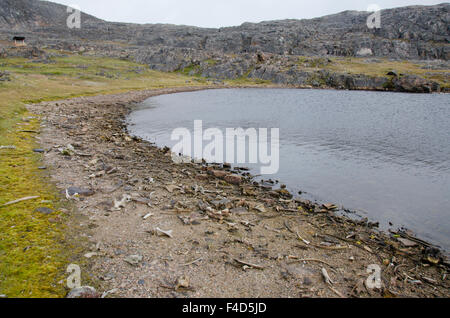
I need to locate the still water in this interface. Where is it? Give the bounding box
[128,88,450,252]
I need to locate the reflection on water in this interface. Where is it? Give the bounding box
[128,88,450,253]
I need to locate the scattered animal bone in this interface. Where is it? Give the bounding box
[296,231,311,245]
[65,189,80,201]
[193,185,205,194]
[264,224,281,233]
[89,171,105,178]
[142,213,154,220]
[182,257,203,266]
[165,185,180,193]
[113,194,131,210]
[154,227,173,238]
[101,288,118,298]
[322,267,334,285]
[254,204,266,213]
[175,276,191,290]
[0,145,16,150]
[84,252,99,258]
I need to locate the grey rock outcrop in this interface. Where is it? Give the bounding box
[1,1,448,60]
[0,0,100,30]
[0,70,10,82]
[0,0,448,93]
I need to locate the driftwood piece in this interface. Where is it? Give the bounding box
[288,257,334,268]
[312,243,348,250]
[329,286,346,298]
[0,145,16,150]
[182,258,203,266]
[233,259,265,270]
[1,196,39,207]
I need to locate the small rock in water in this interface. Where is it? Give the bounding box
[66,286,99,298]
[323,203,338,211]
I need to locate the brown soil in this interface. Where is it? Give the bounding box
[28,87,449,298]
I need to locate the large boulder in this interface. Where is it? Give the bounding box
[392,75,440,93]
[0,70,10,82]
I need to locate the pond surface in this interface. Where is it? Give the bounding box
[128,88,450,253]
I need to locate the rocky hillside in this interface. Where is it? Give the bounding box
[0,1,448,59]
[0,0,101,30]
[0,0,448,92]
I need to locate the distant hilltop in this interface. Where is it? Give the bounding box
[0,0,448,93]
[0,0,101,29]
[0,0,448,60]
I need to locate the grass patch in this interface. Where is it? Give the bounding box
[204,59,218,66]
[0,116,67,297]
[179,63,202,77]
[327,57,450,88]
[292,56,449,89]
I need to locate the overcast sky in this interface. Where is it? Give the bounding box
[49,0,447,27]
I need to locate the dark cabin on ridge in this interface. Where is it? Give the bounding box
[13,36,26,47]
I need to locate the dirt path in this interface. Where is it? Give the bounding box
[28,87,449,298]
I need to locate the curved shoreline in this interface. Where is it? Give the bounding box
[28,87,450,298]
[128,87,450,255]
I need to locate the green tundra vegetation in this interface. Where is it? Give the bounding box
[327,57,449,88]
